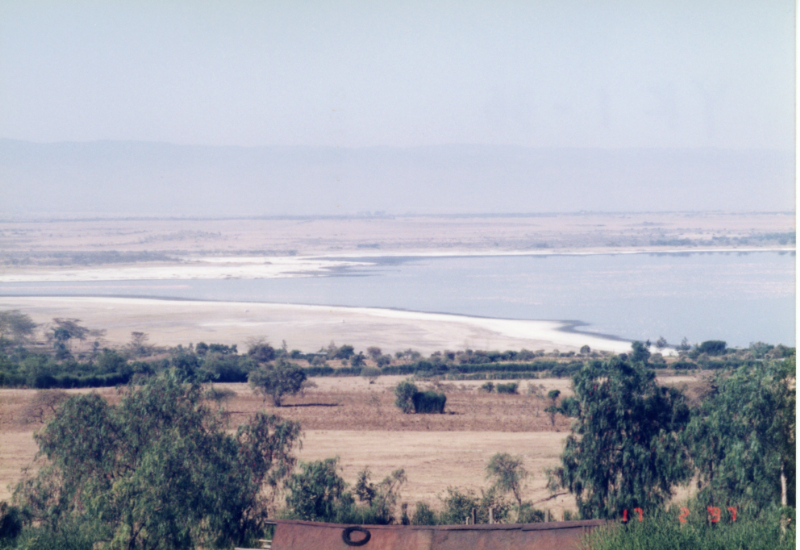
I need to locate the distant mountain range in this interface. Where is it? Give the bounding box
[0,140,794,217]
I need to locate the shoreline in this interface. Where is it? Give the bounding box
[0,296,636,355]
[0,246,793,283]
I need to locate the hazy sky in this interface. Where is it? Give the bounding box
[0,1,795,150]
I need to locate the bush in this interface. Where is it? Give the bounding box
[582,505,795,550]
[412,391,447,414]
[480,382,495,392]
[7,522,96,550]
[283,460,406,526]
[410,502,438,525]
[284,458,350,523]
[698,340,727,356]
[0,502,23,542]
[517,503,546,523]
[360,367,382,379]
[394,379,418,414]
[204,386,236,403]
[496,382,518,394]
[437,487,510,525]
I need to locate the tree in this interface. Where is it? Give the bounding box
[50,318,90,347]
[13,372,301,549]
[128,331,150,356]
[353,468,407,524]
[683,358,795,514]
[49,318,103,358]
[20,389,69,424]
[486,453,528,512]
[553,358,692,519]
[545,389,561,427]
[350,352,365,368]
[248,358,306,406]
[630,341,651,363]
[0,310,37,346]
[248,341,276,363]
[334,345,355,360]
[697,340,726,356]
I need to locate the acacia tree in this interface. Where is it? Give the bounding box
[248,358,307,406]
[13,372,301,549]
[683,358,795,514]
[553,358,692,519]
[0,310,37,346]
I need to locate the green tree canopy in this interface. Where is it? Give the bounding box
[486,453,528,511]
[248,358,307,406]
[683,357,795,514]
[13,372,301,549]
[284,458,406,525]
[553,357,692,519]
[394,379,418,414]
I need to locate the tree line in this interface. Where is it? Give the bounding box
[1,310,789,392]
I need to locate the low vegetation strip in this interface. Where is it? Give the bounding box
[581,508,796,550]
[0,310,793,390]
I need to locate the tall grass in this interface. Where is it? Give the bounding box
[582,508,796,550]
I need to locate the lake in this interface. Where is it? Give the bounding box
[0,251,794,348]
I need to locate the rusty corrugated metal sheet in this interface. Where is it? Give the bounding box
[271,519,607,550]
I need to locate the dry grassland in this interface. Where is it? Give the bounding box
[0,374,704,517]
[0,212,793,261]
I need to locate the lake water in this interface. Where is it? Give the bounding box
[0,251,794,348]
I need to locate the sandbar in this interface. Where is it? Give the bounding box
[0,296,633,354]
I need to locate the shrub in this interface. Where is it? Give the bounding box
[412,391,446,414]
[0,502,23,541]
[394,379,418,414]
[438,487,509,525]
[283,460,406,526]
[360,367,382,380]
[698,340,727,356]
[517,502,545,523]
[284,458,350,523]
[410,502,438,525]
[582,505,795,550]
[496,382,518,394]
[204,386,236,403]
[480,382,495,392]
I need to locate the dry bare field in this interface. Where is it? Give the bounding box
[0,374,705,516]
